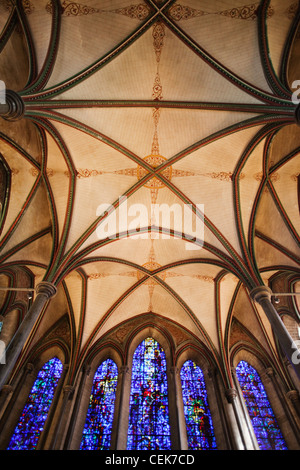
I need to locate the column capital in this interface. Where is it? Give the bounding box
[1,90,24,121]
[287,390,300,403]
[250,286,272,304]
[36,281,57,299]
[120,365,129,376]
[0,384,13,396]
[225,388,238,403]
[63,385,75,398]
[295,103,300,126]
[265,367,274,377]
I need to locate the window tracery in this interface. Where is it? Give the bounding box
[127,337,171,450]
[80,358,118,450]
[180,360,217,450]
[236,360,287,450]
[7,357,63,450]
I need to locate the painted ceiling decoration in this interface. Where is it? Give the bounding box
[0,0,299,392]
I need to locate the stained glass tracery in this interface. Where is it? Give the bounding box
[180,360,217,450]
[236,360,288,450]
[80,358,118,450]
[7,357,63,450]
[127,337,171,450]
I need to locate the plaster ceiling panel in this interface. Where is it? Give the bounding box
[218,272,240,339]
[79,263,141,349]
[165,0,273,94]
[270,155,300,234]
[94,282,203,346]
[0,2,13,33]
[233,284,277,354]
[21,0,53,75]
[237,138,265,242]
[55,21,263,104]
[77,181,228,263]
[0,119,42,166]
[264,0,298,77]
[63,270,87,336]
[171,162,245,259]
[254,186,300,261]
[44,128,74,241]
[2,231,52,268]
[254,235,300,271]
[267,124,300,169]
[46,0,152,90]
[0,183,52,259]
[60,106,260,164]
[0,140,37,244]
[162,264,220,350]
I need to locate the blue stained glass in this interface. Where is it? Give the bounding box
[80,359,118,450]
[7,357,63,450]
[236,361,288,450]
[180,360,217,450]
[127,337,171,450]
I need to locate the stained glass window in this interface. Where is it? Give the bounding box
[80,359,118,450]
[180,360,217,450]
[7,357,63,450]
[127,337,171,450]
[236,360,288,450]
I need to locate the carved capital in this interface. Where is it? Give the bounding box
[295,103,300,126]
[120,365,129,376]
[287,390,299,403]
[0,384,13,396]
[250,286,272,304]
[225,388,238,403]
[36,282,57,299]
[1,90,24,121]
[63,385,75,398]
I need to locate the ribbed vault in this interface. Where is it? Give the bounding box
[0,0,299,390]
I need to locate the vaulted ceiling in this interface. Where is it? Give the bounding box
[0,0,299,387]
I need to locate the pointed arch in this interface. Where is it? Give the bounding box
[80,358,118,450]
[127,337,171,450]
[7,357,63,450]
[180,360,217,450]
[236,360,287,450]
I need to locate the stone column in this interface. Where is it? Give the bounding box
[264,368,300,444]
[250,286,300,380]
[287,390,300,422]
[172,366,188,449]
[225,388,246,450]
[49,384,74,450]
[0,90,24,121]
[63,365,91,449]
[169,366,182,450]
[0,385,13,420]
[0,282,57,390]
[116,365,130,449]
[232,368,259,449]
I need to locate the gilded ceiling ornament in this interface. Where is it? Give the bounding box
[110,4,150,21]
[168,4,206,21]
[152,73,163,100]
[254,171,279,182]
[168,2,274,21]
[46,0,100,16]
[3,0,34,13]
[76,168,103,178]
[30,167,53,177]
[152,21,165,63]
[22,0,34,14]
[286,2,298,19]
